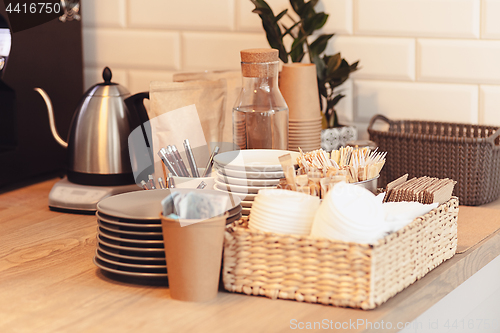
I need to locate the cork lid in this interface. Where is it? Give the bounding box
[240,48,279,63]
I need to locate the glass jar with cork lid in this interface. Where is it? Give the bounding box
[233,48,289,150]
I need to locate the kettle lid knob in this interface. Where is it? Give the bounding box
[102,67,112,84]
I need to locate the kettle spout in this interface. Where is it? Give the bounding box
[34,88,68,148]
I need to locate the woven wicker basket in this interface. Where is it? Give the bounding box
[223,197,458,310]
[368,114,500,206]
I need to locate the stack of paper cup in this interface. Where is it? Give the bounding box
[233,118,246,149]
[248,189,320,235]
[279,63,322,153]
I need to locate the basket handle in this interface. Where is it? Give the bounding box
[368,114,391,131]
[487,127,500,147]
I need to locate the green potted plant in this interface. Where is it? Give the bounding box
[251,0,359,150]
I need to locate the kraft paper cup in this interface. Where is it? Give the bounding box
[161,212,228,302]
[279,63,321,120]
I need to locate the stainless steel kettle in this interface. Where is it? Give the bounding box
[35,67,150,186]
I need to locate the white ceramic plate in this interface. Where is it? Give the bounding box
[214,149,300,172]
[216,167,285,179]
[241,200,253,208]
[97,188,240,221]
[216,170,280,186]
[213,184,257,201]
[214,179,275,194]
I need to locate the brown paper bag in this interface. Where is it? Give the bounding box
[150,80,227,145]
[149,80,228,180]
[173,71,242,144]
[148,104,208,181]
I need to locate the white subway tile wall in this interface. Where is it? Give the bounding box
[81,0,500,137]
[328,36,415,81]
[355,0,480,39]
[480,85,500,126]
[481,0,500,39]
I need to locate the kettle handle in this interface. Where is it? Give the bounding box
[34,87,68,148]
[125,91,150,147]
[125,92,154,183]
[125,92,150,127]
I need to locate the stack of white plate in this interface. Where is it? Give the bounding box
[289,117,322,153]
[213,149,300,215]
[94,189,241,282]
[248,189,320,235]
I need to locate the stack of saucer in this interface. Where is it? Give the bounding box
[94,189,241,283]
[248,189,320,235]
[288,117,322,152]
[213,149,300,215]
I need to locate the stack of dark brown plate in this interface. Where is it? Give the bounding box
[93,189,242,283]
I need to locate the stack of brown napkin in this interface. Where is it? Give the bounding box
[384,174,456,205]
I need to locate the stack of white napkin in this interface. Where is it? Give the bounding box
[310,182,438,244]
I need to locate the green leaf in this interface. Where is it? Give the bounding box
[303,12,327,34]
[281,21,301,38]
[326,53,341,76]
[309,34,334,59]
[251,0,273,12]
[290,0,305,15]
[289,39,305,62]
[329,93,345,107]
[350,60,360,72]
[318,78,328,97]
[251,0,288,62]
[274,9,288,23]
[289,32,308,54]
[296,0,319,17]
[311,55,325,81]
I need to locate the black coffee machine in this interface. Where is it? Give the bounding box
[0,3,83,189]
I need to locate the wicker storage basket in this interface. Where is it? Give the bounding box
[368,114,500,206]
[223,198,458,310]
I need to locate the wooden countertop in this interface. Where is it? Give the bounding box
[1,178,500,332]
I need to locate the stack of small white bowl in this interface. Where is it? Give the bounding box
[213,149,300,215]
[279,63,322,153]
[249,189,320,235]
